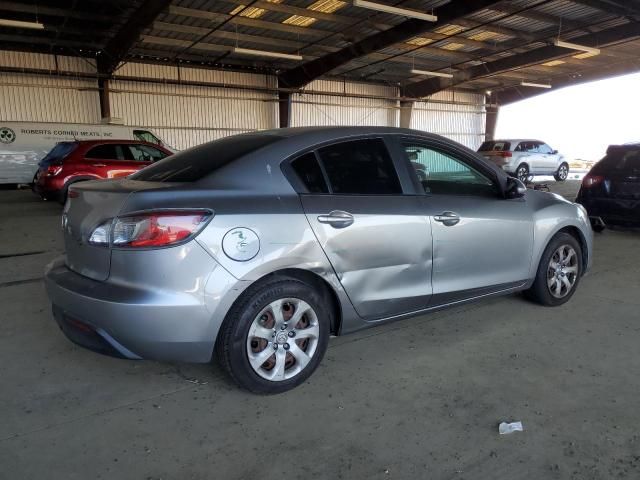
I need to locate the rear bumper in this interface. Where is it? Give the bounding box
[32,180,63,200]
[44,255,244,363]
[577,196,640,227]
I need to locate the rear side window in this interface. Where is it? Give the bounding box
[316,139,401,195]
[39,142,77,166]
[291,152,329,193]
[86,144,120,160]
[131,134,282,182]
[478,141,510,152]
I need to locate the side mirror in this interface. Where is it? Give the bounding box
[505,177,527,198]
[552,150,558,154]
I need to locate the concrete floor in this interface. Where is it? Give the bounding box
[1,181,639,480]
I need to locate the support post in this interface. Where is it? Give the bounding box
[399,101,414,129]
[98,77,111,120]
[278,91,291,128]
[484,104,499,141]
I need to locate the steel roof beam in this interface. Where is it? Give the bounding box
[496,56,640,105]
[568,0,640,19]
[403,21,640,98]
[277,0,501,89]
[97,0,173,75]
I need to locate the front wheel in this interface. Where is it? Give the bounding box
[215,277,331,394]
[525,233,582,306]
[554,163,569,182]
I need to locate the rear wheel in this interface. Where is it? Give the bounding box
[515,164,529,183]
[215,276,331,394]
[525,233,582,306]
[554,163,569,182]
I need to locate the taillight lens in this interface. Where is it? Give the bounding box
[88,211,211,247]
[46,164,62,176]
[88,219,112,246]
[112,211,211,248]
[499,151,512,158]
[582,174,604,188]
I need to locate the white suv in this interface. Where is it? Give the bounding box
[478,139,569,182]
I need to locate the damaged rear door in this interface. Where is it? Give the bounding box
[294,137,433,321]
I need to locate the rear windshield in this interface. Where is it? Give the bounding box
[596,148,640,174]
[39,142,78,166]
[478,141,511,152]
[131,134,282,182]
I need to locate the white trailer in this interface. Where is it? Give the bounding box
[0,121,174,184]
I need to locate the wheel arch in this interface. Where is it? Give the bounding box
[556,226,589,275]
[229,268,343,336]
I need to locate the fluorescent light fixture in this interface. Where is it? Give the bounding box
[233,47,302,61]
[410,69,453,78]
[521,81,552,89]
[353,0,437,22]
[0,18,44,29]
[553,39,600,55]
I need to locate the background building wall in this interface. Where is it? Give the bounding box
[0,51,486,151]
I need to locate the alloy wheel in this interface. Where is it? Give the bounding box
[516,166,528,182]
[547,245,579,298]
[246,298,320,381]
[558,165,568,180]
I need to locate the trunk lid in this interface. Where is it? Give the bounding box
[62,179,173,281]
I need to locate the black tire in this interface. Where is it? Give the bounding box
[515,164,529,183]
[592,223,605,233]
[554,162,569,182]
[525,232,582,306]
[215,276,331,394]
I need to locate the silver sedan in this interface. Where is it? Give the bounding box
[45,127,593,393]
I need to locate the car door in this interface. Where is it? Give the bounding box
[84,144,126,179]
[394,137,534,305]
[291,137,433,321]
[517,141,540,173]
[538,143,559,173]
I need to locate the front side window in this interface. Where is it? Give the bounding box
[316,139,402,195]
[126,144,168,162]
[539,143,553,154]
[403,142,496,196]
[86,144,121,160]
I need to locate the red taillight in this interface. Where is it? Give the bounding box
[111,211,211,248]
[46,164,62,176]
[582,174,604,188]
[499,151,512,158]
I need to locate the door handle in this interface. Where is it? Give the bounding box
[433,211,460,226]
[91,163,107,167]
[317,210,354,229]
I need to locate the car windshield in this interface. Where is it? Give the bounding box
[478,141,510,152]
[39,142,78,166]
[131,134,282,182]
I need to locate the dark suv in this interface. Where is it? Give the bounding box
[576,144,640,231]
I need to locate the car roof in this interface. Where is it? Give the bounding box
[69,139,161,146]
[488,139,545,144]
[255,126,434,139]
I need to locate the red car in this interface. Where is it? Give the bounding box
[33,140,173,202]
